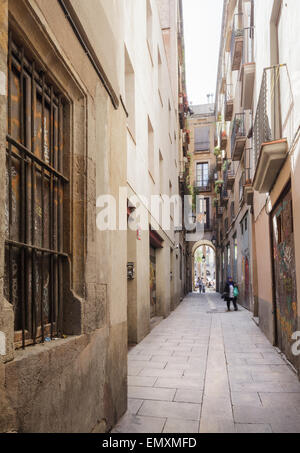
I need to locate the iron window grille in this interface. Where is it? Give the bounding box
[5,32,69,349]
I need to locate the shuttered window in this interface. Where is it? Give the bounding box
[194,127,210,152]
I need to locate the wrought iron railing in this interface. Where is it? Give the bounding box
[230,13,244,66]
[253,64,293,168]
[225,84,234,105]
[231,113,246,158]
[194,182,211,193]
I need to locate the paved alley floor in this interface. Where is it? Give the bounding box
[112,293,300,434]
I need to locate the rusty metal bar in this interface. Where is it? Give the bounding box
[7,32,13,306]
[31,61,37,342]
[6,135,69,183]
[6,34,68,347]
[5,240,68,258]
[49,86,55,338]
[57,97,63,335]
[40,73,46,341]
[20,46,26,349]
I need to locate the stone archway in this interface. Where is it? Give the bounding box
[192,240,216,292]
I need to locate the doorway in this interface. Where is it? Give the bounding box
[272,184,298,367]
[150,247,157,318]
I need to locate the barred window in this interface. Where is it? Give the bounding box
[4,32,69,348]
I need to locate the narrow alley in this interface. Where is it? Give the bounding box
[2,0,300,436]
[113,293,300,434]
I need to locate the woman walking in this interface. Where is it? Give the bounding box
[223,277,239,311]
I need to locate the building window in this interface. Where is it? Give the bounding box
[158,47,163,107]
[194,126,210,152]
[146,0,153,62]
[5,32,69,348]
[125,46,136,139]
[148,117,155,181]
[196,162,209,189]
[159,150,164,195]
[227,243,231,278]
[230,201,235,221]
[233,234,238,282]
[199,197,210,230]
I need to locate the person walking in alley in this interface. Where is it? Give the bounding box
[197,277,203,294]
[223,277,239,312]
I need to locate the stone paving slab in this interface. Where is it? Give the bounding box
[235,423,273,433]
[139,400,202,420]
[128,386,176,401]
[163,419,200,433]
[113,293,300,434]
[112,414,166,434]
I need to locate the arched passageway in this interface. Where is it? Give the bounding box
[192,241,216,292]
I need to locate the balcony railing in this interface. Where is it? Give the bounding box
[253,64,293,167]
[253,64,295,193]
[220,187,229,207]
[231,113,246,161]
[223,161,235,191]
[225,84,234,121]
[231,13,244,71]
[220,130,228,149]
[194,182,211,193]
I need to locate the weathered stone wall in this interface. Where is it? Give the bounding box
[0,0,127,433]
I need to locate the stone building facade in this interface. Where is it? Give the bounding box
[187,104,217,291]
[0,0,188,433]
[215,0,300,376]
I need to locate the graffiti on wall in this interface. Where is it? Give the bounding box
[272,188,298,366]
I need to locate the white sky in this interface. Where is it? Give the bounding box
[183,0,224,106]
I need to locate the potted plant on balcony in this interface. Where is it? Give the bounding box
[215,179,224,195]
[222,160,229,172]
[214,146,221,158]
[213,198,218,208]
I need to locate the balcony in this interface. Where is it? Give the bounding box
[231,113,247,161]
[240,168,254,206]
[231,14,244,71]
[222,160,235,194]
[216,207,224,219]
[253,65,291,194]
[227,168,235,190]
[220,130,228,149]
[225,84,234,122]
[220,188,229,208]
[241,27,255,110]
[194,182,212,193]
